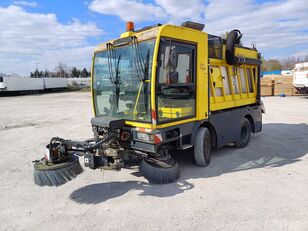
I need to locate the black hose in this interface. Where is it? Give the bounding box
[225,29,242,65]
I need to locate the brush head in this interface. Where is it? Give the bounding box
[33,155,83,186]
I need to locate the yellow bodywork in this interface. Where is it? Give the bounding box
[92,24,259,130]
[209,45,258,111]
[159,106,194,119]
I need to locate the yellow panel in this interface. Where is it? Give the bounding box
[159,107,193,119]
[211,67,223,88]
[209,45,259,112]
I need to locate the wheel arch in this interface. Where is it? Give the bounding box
[199,121,217,148]
[244,114,255,133]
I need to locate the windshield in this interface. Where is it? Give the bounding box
[93,39,155,122]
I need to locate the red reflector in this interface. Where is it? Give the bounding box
[153,134,162,144]
[151,109,157,120]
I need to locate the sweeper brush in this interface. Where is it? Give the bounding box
[33,156,83,186]
[32,137,89,186]
[33,124,179,186]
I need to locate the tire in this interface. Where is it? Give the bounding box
[122,155,141,168]
[140,156,179,184]
[194,127,211,167]
[234,118,251,148]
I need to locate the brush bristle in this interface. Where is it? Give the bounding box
[33,156,83,187]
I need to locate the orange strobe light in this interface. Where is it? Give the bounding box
[126,21,135,32]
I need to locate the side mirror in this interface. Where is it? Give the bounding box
[164,46,178,69]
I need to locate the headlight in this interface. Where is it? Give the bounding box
[136,132,154,142]
[135,131,162,144]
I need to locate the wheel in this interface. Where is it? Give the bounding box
[122,155,141,168]
[194,127,211,167]
[140,156,179,184]
[234,118,251,148]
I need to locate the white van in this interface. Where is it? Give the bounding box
[293,62,308,94]
[0,76,6,90]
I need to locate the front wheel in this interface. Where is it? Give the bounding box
[234,118,251,148]
[194,127,211,167]
[140,156,179,184]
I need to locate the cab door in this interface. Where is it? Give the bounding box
[156,39,197,124]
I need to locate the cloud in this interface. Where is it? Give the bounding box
[88,0,166,22]
[0,6,102,75]
[88,0,308,57]
[12,1,38,7]
[203,0,308,54]
[155,0,205,23]
[88,0,205,23]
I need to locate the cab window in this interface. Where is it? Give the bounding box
[156,39,196,123]
[208,35,222,59]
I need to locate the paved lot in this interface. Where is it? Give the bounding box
[0,92,307,231]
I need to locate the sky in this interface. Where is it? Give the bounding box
[0,0,307,75]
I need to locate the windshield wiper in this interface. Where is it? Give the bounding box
[106,43,121,112]
[143,49,150,115]
[114,54,121,110]
[106,43,115,84]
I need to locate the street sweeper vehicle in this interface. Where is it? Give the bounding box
[33,21,263,186]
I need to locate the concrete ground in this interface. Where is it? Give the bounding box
[0,92,307,231]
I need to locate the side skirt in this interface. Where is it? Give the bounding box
[209,105,262,148]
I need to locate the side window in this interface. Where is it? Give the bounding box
[208,35,222,59]
[0,76,3,82]
[246,68,254,93]
[159,42,194,85]
[157,39,196,123]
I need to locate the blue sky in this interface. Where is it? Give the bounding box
[0,0,307,75]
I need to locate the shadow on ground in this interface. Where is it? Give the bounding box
[70,123,308,204]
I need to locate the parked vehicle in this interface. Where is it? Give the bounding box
[43,78,67,89]
[0,77,68,94]
[33,21,264,186]
[293,62,308,94]
[0,76,44,93]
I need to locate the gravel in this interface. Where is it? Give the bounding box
[0,92,307,231]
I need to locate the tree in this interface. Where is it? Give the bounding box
[44,69,49,77]
[81,68,89,78]
[261,59,282,72]
[30,68,44,78]
[71,67,80,78]
[55,62,68,78]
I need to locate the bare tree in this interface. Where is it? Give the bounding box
[55,62,68,78]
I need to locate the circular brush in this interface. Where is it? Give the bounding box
[33,155,83,186]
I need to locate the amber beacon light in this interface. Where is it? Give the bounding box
[126,21,135,32]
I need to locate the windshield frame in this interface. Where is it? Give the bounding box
[92,38,156,124]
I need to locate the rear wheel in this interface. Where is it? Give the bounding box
[194,127,211,167]
[234,118,251,148]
